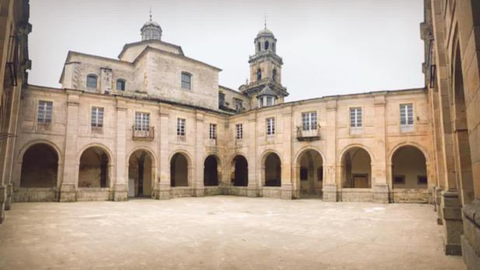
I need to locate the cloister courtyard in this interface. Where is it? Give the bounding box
[0,196,466,270]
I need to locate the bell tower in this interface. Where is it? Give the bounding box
[240,23,289,108]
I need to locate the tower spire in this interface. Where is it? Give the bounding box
[149,7,152,22]
[264,12,267,29]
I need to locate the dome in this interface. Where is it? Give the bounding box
[142,20,161,29]
[141,19,162,41]
[257,28,275,38]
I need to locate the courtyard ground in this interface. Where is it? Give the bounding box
[0,196,466,270]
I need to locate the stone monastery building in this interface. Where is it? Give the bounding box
[0,1,479,269]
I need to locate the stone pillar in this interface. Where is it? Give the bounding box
[113,97,127,201]
[157,105,171,200]
[462,200,480,270]
[59,91,81,202]
[194,111,205,197]
[372,95,389,203]
[281,106,293,200]
[247,112,259,197]
[441,190,463,255]
[323,98,338,202]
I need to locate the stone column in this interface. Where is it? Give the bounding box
[247,112,258,197]
[59,91,81,202]
[113,97,127,201]
[157,104,171,200]
[372,94,389,203]
[281,105,293,199]
[323,98,338,202]
[194,111,205,197]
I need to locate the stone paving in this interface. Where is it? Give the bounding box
[0,196,466,270]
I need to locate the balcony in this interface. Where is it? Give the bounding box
[132,126,155,141]
[296,126,320,141]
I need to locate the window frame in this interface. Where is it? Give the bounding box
[400,103,414,132]
[134,112,150,131]
[181,72,192,90]
[116,79,126,91]
[37,100,53,124]
[209,123,217,140]
[86,74,98,89]
[349,107,363,128]
[91,106,104,128]
[302,111,318,131]
[177,118,186,137]
[236,123,243,140]
[266,117,275,136]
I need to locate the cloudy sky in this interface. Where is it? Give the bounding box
[29,0,425,101]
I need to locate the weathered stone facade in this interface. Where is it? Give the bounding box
[1,1,479,269]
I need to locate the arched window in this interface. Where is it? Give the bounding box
[86,74,97,89]
[265,40,269,50]
[116,79,126,91]
[257,42,261,52]
[273,69,277,82]
[256,68,262,81]
[272,42,276,52]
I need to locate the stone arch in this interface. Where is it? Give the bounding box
[339,145,373,189]
[294,147,325,198]
[127,147,157,198]
[260,150,282,187]
[78,146,112,188]
[76,143,115,166]
[204,154,221,186]
[20,143,60,188]
[169,150,193,187]
[231,154,248,187]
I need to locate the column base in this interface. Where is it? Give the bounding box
[157,188,171,200]
[0,185,6,224]
[194,188,205,197]
[247,187,260,198]
[322,184,338,202]
[59,184,76,202]
[462,200,480,269]
[281,184,293,200]
[373,184,389,204]
[441,190,463,256]
[5,184,12,210]
[113,184,128,201]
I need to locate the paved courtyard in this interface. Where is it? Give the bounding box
[0,196,465,270]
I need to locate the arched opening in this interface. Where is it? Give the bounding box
[256,68,262,81]
[265,40,269,50]
[86,74,97,89]
[257,42,261,52]
[171,153,188,187]
[20,144,58,188]
[272,42,276,52]
[452,46,474,204]
[264,153,281,187]
[128,150,154,197]
[78,147,110,188]
[232,155,248,187]
[272,69,277,82]
[297,149,324,198]
[204,155,220,186]
[342,147,371,189]
[391,146,427,189]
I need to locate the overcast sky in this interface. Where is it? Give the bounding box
[29,0,425,101]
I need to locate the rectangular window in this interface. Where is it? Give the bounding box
[116,80,126,91]
[393,175,405,185]
[400,104,414,132]
[181,72,191,90]
[37,101,53,124]
[302,112,318,131]
[91,107,104,128]
[236,124,243,139]
[177,118,186,136]
[350,107,362,128]
[417,176,428,185]
[209,124,217,139]
[235,98,243,111]
[135,112,150,131]
[219,92,225,107]
[300,167,308,181]
[266,117,275,135]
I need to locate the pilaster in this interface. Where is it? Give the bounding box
[113,97,127,201]
[281,106,293,200]
[60,91,81,202]
[247,112,259,197]
[194,111,205,197]
[157,104,171,200]
[373,95,389,203]
[324,98,338,202]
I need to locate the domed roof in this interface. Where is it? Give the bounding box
[257,28,275,38]
[142,20,161,29]
[257,85,277,98]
